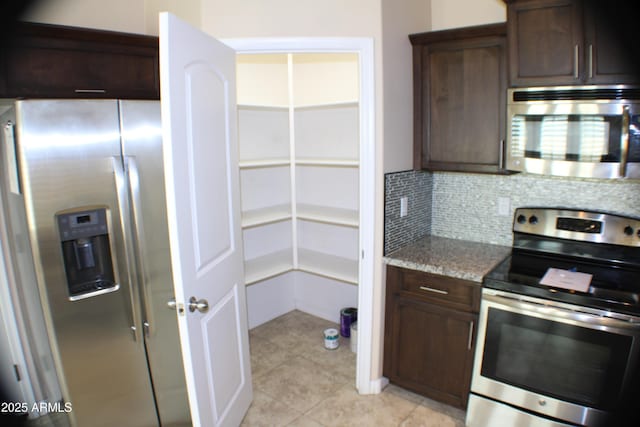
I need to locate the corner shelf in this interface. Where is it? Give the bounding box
[295,159,358,167]
[238,52,360,289]
[293,100,359,110]
[242,204,291,228]
[297,204,358,227]
[239,159,290,169]
[238,104,289,111]
[244,249,293,285]
[297,249,358,285]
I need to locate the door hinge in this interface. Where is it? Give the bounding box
[14,364,21,382]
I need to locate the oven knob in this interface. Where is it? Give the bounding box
[517,214,527,224]
[624,226,634,236]
[529,215,538,225]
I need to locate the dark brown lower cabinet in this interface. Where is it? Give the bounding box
[384,265,479,409]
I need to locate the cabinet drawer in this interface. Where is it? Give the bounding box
[395,267,480,312]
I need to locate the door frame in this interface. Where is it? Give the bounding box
[223,37,376,394]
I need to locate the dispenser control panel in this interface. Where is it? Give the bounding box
[58,209,108,241]
[56,207,118,301]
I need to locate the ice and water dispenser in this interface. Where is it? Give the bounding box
[56,207,119,300]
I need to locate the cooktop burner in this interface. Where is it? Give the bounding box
[484,208,640,316]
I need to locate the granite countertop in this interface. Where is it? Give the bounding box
[383,235,511,283]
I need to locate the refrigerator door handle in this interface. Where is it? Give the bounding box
[126,156,154,338]
[112,157,142,342]
[2,121,21,194]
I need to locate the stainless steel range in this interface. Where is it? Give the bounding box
[466,208,640,427]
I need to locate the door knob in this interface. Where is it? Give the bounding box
[167,298,177,310]
[188,296,209,313]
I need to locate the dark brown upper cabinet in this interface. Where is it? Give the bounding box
[506,0,640,86]
[410,24,507,173]
[0,22,160,99]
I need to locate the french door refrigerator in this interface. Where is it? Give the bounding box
[1,99,191,426]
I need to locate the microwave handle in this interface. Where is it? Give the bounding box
[620,105,630,177]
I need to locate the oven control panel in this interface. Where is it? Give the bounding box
[513,208,640,247]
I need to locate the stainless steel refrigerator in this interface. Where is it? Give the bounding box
[0,99,191,426]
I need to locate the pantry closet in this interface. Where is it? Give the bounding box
[226,41,374,382]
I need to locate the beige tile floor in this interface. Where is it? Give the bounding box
[243,310,466,427]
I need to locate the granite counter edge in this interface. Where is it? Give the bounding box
[383,256,486,283]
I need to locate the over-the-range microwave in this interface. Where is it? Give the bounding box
[506,85,640,179]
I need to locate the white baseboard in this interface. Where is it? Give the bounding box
[356,376,388,395]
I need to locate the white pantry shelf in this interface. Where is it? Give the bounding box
[239,158,290,169]
[297,248,358,285]
[297,204,358,227]
[242,204,292,228]
[293,100,359,110]
[244,249,293,285]
[238,104,289,111]
[295,158,359,167]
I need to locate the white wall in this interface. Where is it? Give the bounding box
[431,0,505,31]
[144,0,201,35]
[21,0,200,35]
[381,0,431,173]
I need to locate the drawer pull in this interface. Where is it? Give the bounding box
[419,286,448,295]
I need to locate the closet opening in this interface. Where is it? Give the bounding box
[227,38,375,393]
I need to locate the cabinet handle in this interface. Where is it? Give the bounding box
[588,44,593,79]
[419,285,448,295]
[468,321,474,350]
[75,89,106,94]
[574,45,579,79]
[499,139,505,169]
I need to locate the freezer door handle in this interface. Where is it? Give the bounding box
[2,121,21,194]
[112,157,142,342]
[125,156,154,338]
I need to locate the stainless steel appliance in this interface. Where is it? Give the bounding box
[506,86,640,179]
[0,100,191,426]
[467,208,640,427]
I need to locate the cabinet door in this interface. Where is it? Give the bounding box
[583,0,639,84]
[507,0,583,86]
[412,24,506,173]
[384,295,476,409]
[0,22,159,99]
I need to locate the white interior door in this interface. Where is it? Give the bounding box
[159,12,252,426]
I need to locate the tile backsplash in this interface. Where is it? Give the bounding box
[384,169,640,251]
[384,170,432,254]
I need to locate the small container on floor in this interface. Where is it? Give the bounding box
[323,328,339,350]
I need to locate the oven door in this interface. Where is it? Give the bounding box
[470,289,640,427]
[507,98,640,179]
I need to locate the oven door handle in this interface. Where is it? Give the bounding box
[482,290,640,331]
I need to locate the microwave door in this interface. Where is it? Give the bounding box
[507,103,629,179]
